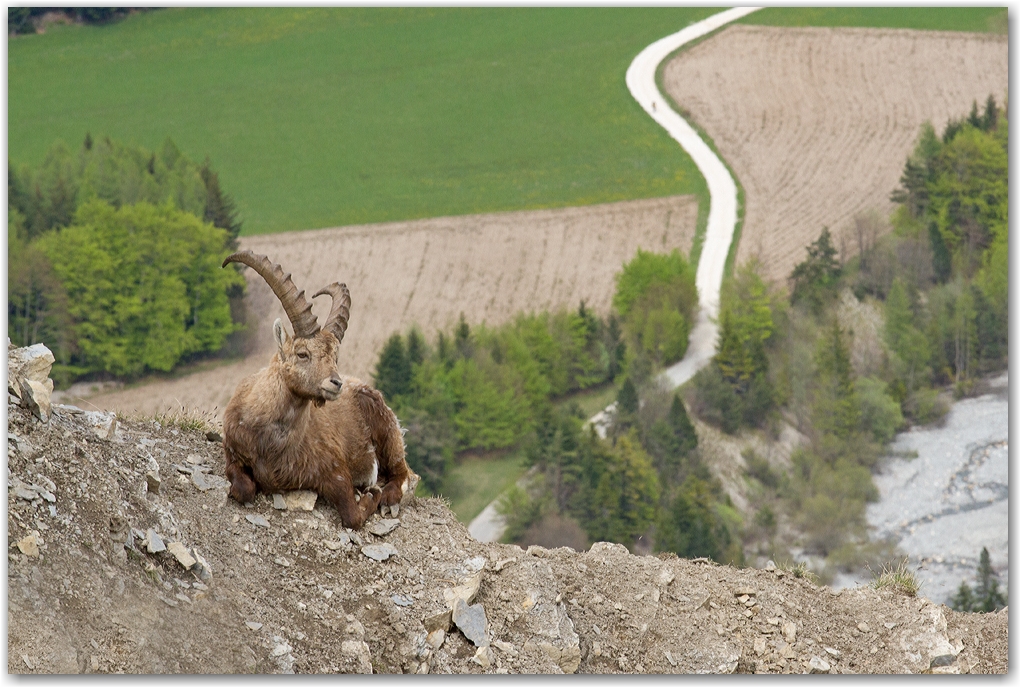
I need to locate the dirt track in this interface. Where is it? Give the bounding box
[661,25,1008,283]
[79,196,697,420]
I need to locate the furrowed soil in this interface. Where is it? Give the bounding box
[661,25,1008,283]
[66,195,696,420]
[7,398,1007,674]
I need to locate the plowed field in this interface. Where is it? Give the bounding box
[76,196,697,419]
[661,25,1008,282]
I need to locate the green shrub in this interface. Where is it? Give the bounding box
[856,376,905,443]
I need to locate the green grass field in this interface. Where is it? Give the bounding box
[9,7,722,235]
[441,450,529,523]
[740,7,1008,33]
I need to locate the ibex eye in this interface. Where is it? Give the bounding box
[297,351,309,360]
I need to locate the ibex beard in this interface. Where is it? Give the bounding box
[220,250,418,529]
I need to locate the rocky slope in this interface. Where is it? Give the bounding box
[7,347,1006,674]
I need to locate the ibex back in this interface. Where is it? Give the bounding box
[220,250,414,529]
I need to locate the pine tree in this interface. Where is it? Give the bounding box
[454,313,472,358]
[200,159,243,250]
[983,94,998,131]
[815,321,860,440]
[789,227,842,314]
[374,333,411,401]
[929,222,952,283]
[975,547,1007,612]
[951,581,975,612]
[406,328,425,366]
[967,100,983,129]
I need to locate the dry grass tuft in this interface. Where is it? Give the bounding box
[869,559,922,597]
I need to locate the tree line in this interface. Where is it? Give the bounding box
[373,248,745,562]
[8,134,245,384]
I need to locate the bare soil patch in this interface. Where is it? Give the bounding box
[8,399,1006,674]
[662,25,1007,283]
[74,196,696,420]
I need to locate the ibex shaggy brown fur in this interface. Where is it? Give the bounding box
[220,250,414,529]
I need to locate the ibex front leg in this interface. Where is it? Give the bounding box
[321,472,379,529]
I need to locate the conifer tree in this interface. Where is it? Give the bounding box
[374,333,411,401]
[975,547,1007,612]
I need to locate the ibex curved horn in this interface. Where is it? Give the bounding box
[312,282,352,345]
[222,250,320,339]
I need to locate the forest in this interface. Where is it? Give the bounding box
[375,97,1007,573]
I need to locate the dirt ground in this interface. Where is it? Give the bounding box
[7,396,1006,674]
[69,195,697,421]
[661,25,1008,284]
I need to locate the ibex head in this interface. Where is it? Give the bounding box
[223,250,351,405]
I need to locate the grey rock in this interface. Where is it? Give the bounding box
[391,593,414,607]
[13,481,38,501]
[274,556,291,567]
[452,598,489,647]
[191,471,211,491]
[186,454,204,465]
[146,529,166,554]
[192,548,213,581]
[273,494,287,510]
[245,621,263,631]
[246,514,270,528]
[361,543,399,561]
[367,518,401,536]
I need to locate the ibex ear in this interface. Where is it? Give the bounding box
[273,318,291,352]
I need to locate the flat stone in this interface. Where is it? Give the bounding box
[361,543,399,561]
[246,514,270,528]
[754,636,768,656]
[734,587,757,596]
[452,598,489,647]
[367,518,400,536]
[492,639,518,657]
[191,471,211,491]
[391,593,414,607]
[146,529,166,554]
[274,557,291,567]
[472,645,493,669]
[186,454,204,465]
[145,471,161,494]
[17,533,40,557]
[824,646,840,658]
[857,621,871,633]
[245,622,263,631]
[167,542,196,569]
[272,494,287,510]
[284,490,317,511]
[809,656,831,673]
[14,482,38,501]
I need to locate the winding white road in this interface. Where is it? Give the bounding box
[468,7,762,543]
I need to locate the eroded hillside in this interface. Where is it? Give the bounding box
[7,348,1006,674]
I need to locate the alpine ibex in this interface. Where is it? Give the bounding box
[220,250,414,529]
